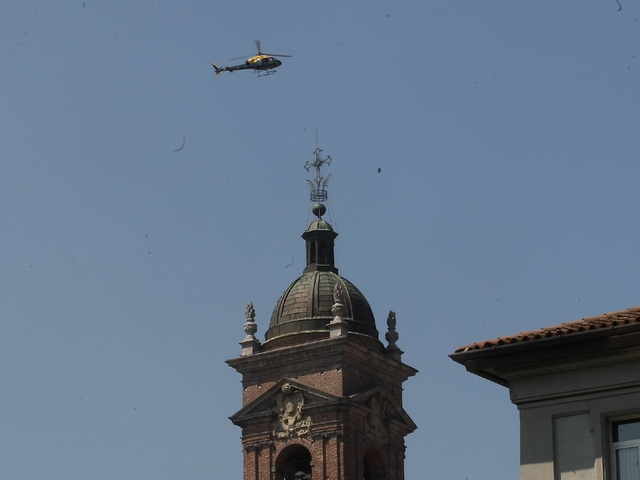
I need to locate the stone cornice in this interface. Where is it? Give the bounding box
[227,336,417,382]
[243,439,273,453]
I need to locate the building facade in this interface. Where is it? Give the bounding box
[450,308,640,480]
[227,152,417,480]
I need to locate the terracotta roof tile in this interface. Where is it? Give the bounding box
[454,307,640,353]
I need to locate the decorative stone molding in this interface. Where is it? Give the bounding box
[311,429,342,442]
[271,383,312,438]
[243,439,273,453]
[386,444,407,456]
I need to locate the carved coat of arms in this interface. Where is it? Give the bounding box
[364,393,389,444]
[272,383,312,438]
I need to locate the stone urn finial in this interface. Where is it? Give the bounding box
[244,302,257,339]
[240,302,260,356]
[385,310,403,360]
[328,283,348,338]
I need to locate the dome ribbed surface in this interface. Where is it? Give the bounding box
[265,270,378,341]
[306,218,333,232]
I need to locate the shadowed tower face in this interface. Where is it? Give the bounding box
[226,147,417,480]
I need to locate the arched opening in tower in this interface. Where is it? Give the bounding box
[318,241,326,263]
[363,448,386,480]
[309,242,316,264]
[275,444,312,480]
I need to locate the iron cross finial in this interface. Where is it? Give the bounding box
[304,147,332,203]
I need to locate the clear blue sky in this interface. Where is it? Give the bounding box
[2,1,639,479]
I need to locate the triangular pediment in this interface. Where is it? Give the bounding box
[349,385,417,433]
[230,378,340,426]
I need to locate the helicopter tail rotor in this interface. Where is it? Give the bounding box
[211,62,222,76]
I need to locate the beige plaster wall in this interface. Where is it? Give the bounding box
[513,361,640,480]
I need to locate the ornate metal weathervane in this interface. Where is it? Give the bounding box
[304,147,332,203]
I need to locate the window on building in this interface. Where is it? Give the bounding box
[612,418,640,480]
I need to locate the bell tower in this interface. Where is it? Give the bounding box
[226,148,417,480]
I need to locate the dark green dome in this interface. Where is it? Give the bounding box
[265,270,378,342]
[306,218,333,232]
[262,208,380,349]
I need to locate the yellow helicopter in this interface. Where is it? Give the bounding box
[211,40,291,77]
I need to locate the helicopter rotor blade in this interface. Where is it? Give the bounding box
[261,53,292,58]
[227,41,290,60]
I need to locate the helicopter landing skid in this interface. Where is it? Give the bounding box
[256,70,276,77]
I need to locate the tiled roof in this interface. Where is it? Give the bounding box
[454,307,640,353]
